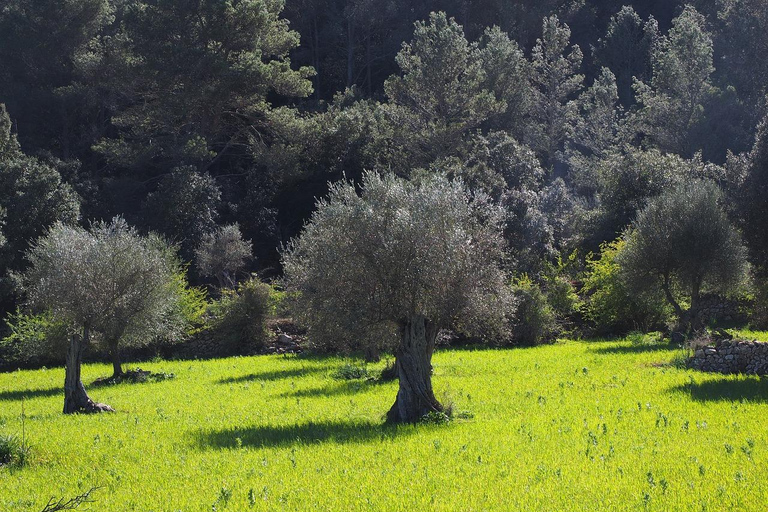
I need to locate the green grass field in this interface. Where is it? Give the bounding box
[2,339,768,511]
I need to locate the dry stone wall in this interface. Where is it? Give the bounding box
[688,339,768,375]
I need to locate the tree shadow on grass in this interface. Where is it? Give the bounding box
[279,380,387,399]
[218,366,328,384]
[591,343,680,355]
[0,387,61,402]
[196,419,416,449]
[670,377,768,403]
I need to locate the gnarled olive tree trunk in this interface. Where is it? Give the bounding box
[63,327,114,414]
[386,315,443,423]
[110,343,123,379]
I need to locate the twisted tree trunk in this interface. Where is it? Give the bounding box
[63,327,114,414]
[110,344,123,379]
[386,315,443,423]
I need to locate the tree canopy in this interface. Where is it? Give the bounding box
[283,172,511,421]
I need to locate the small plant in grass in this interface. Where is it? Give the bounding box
[627,331,664,346]
[0,434,27,467]
[332,363,372,380]
[419,411,451,425]
[0,400,32,468]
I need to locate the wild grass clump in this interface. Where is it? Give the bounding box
[332,363,373,381]
[0,433,30,468]
[627,331,664,346]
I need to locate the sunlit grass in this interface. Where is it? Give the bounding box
[1,339,767,511]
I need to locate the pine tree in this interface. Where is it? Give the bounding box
[528,15,584,173]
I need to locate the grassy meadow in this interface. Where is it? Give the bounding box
[2,338,768,511]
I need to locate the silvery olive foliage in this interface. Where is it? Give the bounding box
[195,223,252,289]
[618,180,748,323]
[283,172,513,352]
[23,217,183,350]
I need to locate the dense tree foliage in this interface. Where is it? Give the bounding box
[1,1,768,385]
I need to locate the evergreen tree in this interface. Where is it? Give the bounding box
[527,15,584,173]
[739,114,768,268]
[378,12,503,175]
[594,6,658,107]
[478,26,532,138]
[23,218,184,411]
[633,6,715,157]
[283,172,511,423]
[0,106,81,313]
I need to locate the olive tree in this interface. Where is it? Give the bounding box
[24,217,182,413]
[618,180,747,332]
[283,172,511,423]
[195,223,252,290]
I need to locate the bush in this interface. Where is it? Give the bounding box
[0,311,69,370]
[581,239,671,335]
[541,253,582,332]
[208,276,274,353]
[510,276,557,345]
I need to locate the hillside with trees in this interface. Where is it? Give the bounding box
[2,0,768,395]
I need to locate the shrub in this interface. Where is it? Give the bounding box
[208,276,273,354]
[0,310,69,369]
[541,253,582,332]
[510,275,557,345]
[581,239,671,335]
[748,274,768,329]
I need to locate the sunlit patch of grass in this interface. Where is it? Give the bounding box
[731,329,768,342]
[2,337,768,511]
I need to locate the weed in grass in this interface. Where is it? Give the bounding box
[0,433,26,467]
[0,400,31,468]
[332,363,372,381]
[419,411,450,425]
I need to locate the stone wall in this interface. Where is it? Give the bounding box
[688,339,768,375]
[695,294,747,325]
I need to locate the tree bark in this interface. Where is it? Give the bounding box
[687,282,704,332]
[386,315,443,423]
[63,327,114,414]
[110,345,123,379]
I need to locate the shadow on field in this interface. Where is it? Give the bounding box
[670,377,768,403]
[591,344,679,355]
[218,367,327,384]
[279,380,384,399]
[0,386,61,402]
[196,420,411,449]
